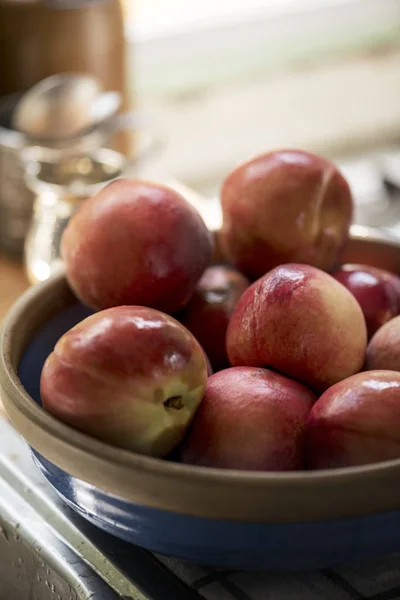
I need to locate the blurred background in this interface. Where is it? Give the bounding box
[0,0,400,267]
[132,0,400,196]
[1,3,400,593]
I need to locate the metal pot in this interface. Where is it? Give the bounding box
[0,94,35,256]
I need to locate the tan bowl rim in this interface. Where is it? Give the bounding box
[2,224,400,522]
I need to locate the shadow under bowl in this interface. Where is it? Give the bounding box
[2,225,400,570]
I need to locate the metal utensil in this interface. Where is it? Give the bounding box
[12,73,121,146]
[21,111,164,284]
[0,94,35,256]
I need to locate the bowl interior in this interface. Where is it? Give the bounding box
[5,226,400,524]
[18,301,93,407]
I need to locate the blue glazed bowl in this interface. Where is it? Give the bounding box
[3,226,400,571]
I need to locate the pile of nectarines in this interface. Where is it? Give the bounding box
[40,149,400,472]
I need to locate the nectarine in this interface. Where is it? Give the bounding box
[332,264,400,338]
[180,265,249,372]
[307,370,400,469]
[220,149,353,279]
[61,179,213,313]
[365,315,400,372]
[180,367,316,471]
[227,264,367,392]
[41,306,208,457]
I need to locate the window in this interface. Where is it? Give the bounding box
[128,0,400,190]
[133,0,389,40]
[131,0,400,98]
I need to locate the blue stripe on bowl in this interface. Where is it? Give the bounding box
[30,448,400,570]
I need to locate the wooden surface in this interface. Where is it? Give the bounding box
[0,254,29,414]
[0,255,29,319]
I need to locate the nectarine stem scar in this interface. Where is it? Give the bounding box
[164,396,184,410]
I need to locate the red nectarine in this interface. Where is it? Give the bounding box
[227,264,367,392]
[61,179,213,313]
[220,149,353,280]
[365,315,400,372]
[332,264,400,338]
[41,306,208,457]
[307,370,400,469]
[180,367,316,471]
[180,265,249,372]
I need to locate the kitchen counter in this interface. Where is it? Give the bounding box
[0,254,28,413]
[0,255,28,319]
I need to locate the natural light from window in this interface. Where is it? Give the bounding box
[133,0,360,39]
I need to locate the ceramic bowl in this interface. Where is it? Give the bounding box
[2,225,400,571]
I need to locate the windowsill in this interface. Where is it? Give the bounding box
[127,0,400,191]
[135,49,400,191]
[130,0,400,99]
